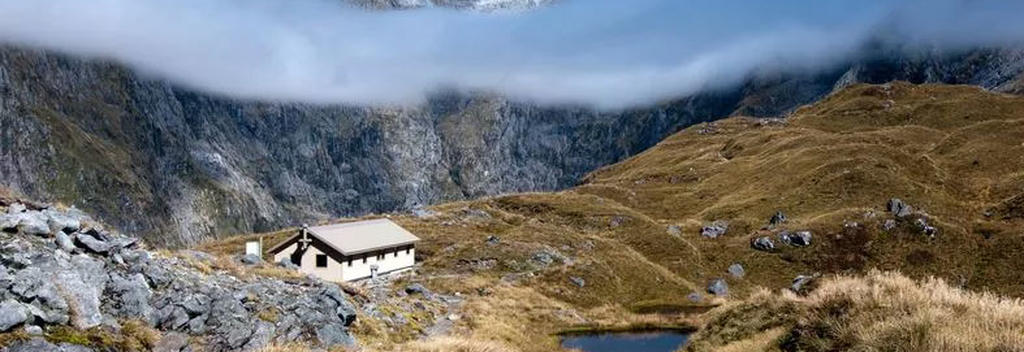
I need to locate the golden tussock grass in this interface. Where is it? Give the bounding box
[687,271,1024,352]
[394,337,516,352]
[256,337,512,352]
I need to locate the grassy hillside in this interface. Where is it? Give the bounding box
[686,271,1024,352]
[207,82,1024,351]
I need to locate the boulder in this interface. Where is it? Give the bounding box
[768,211,787,227]
[7,203,26,214]
[3,339,62,352]
[530,250,561,268]
[319,285,357,326]
[0,214,19,232]
[882,219,897,231]
[17,213,51,237]
[23,325,42,336]
[923,225,938,237]
[485,235,501,246]
[404,283,429,296]
[74,233,113,254]
[700,221,729,238]
[44,209,81,234]
[316,324,356,348]
[791,275,819,295]
[241,321,275,351]
[750,236,775,252]
[569,276,586,288]
[0,300,29,332]
[57,255,108,329]
[277,258,299,270]
[727,263,745,278]
[610,215,627,227]
[666,225,682,237]
[54,232,76,253]
[240,254,262,265]
[887,198,913,217]
[792,231,812,246]
[411,208,437,219]
[707,278,728,296]
[686,292,702,303]
[107,272,154,323]
[152,332,190,352]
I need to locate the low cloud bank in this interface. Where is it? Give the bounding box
[0,0,1022,108]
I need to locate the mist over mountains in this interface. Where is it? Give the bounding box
[0,0,1023,245]
[1,0,1023,108]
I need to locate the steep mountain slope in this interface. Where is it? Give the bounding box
[1,45,1023,247]
[205,82,1024,351]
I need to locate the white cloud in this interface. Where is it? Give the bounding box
[0,0,1021,109]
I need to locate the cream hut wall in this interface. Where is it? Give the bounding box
[268,219,419,282]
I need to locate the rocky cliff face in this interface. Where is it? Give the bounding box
[0,45,1022,246]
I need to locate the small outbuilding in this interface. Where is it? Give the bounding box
[268,219,420,282]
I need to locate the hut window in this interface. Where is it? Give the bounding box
[394,250,398,258]
[347,259,353,267]
[315,254,328,268]
[362,256,367,264]
[406,248,411,255]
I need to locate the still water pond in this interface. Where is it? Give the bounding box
[560,331,690,352]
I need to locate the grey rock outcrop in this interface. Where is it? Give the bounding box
[2,338,93,352]
[700,221,729,239]
[0,204,359,351]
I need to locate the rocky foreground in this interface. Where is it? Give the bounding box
[0,197,360,352]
